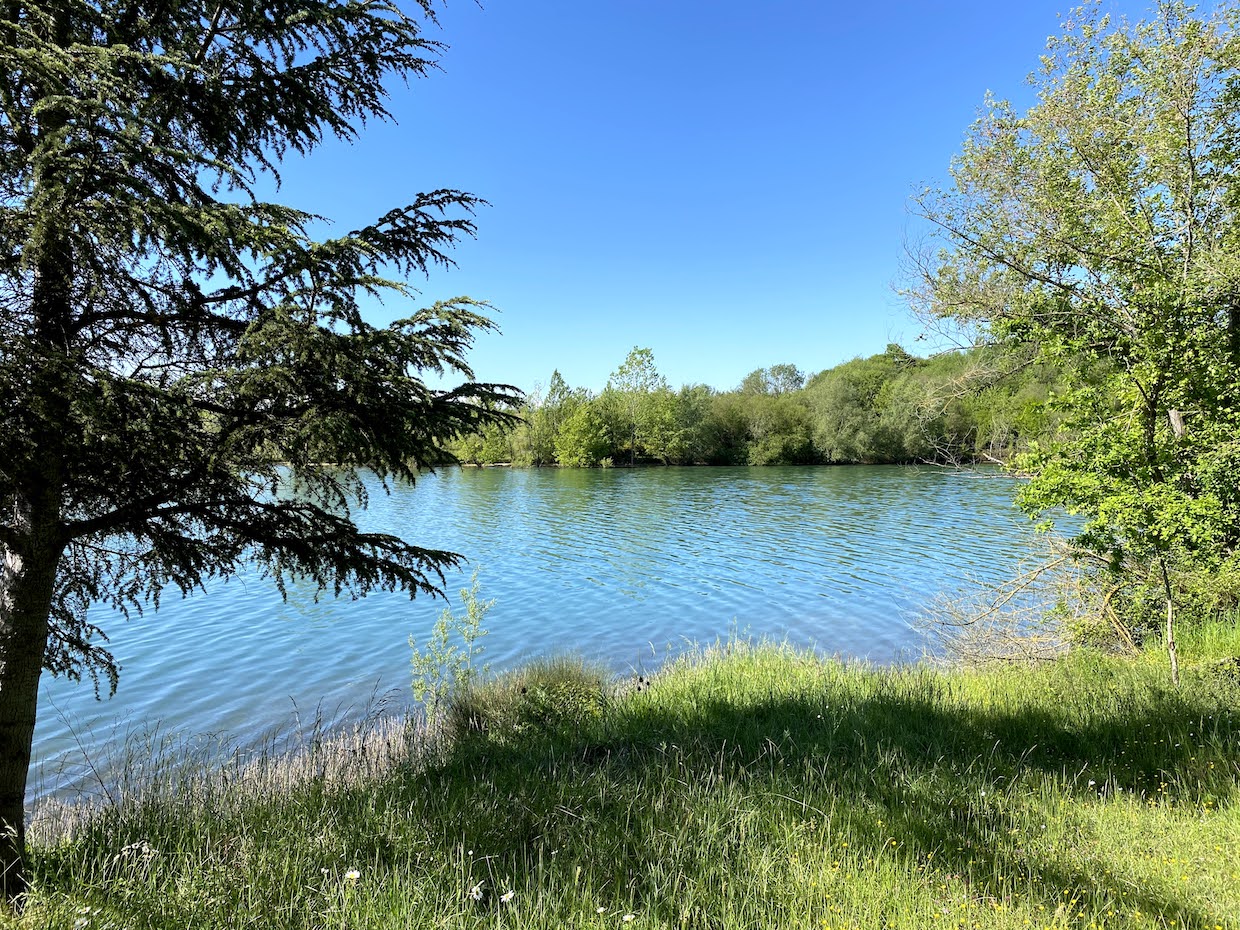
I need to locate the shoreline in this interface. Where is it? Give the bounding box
[15,630,1239,928]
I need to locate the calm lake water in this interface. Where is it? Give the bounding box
[31,465,1039,803]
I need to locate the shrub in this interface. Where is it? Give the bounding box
[410,571,492,722]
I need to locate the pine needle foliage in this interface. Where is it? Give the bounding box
[0,0,516,900]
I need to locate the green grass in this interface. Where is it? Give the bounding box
[9,627,1240,930]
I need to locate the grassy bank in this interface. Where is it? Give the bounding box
[8,627,1240,930]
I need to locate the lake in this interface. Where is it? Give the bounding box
[30,464,1041,803]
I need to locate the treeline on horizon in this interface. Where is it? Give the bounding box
[447,343,1076,468]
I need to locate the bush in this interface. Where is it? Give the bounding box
[410,571,492,722]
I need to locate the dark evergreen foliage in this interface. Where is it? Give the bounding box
[0,0,515,899]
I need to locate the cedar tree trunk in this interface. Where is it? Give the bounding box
[0,485,61,903]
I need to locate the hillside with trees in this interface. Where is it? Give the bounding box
[447,343,1074,468]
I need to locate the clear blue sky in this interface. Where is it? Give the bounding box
[269,0,1147,395]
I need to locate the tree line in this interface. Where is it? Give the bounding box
[447,344,1071,468]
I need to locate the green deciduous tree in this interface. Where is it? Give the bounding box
[769,363,807,395]
[736,392,816,465]
[672,384,721,464]
[805,349,913,462]
[554,398,614,467]
[0,0,515,899]
[739,363,805,396]
[516,370,583,466]
[607,346,666,465]
[911,0,1240,671]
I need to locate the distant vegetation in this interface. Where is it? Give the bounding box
[447,343,1075,468]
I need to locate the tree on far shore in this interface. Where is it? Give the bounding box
[607,347,667,466]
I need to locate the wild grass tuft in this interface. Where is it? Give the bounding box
[443,654,611,746]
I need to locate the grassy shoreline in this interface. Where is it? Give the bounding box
[8,628,1240,929]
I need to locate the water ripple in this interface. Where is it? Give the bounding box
[32,465,1047,803]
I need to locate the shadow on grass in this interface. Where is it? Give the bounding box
[363,660,1238,927]
[32,653,1239,928]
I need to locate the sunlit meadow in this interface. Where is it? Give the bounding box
[7,621,1239,929]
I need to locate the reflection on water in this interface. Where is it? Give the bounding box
[32,465,1035,802]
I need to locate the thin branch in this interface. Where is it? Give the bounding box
[194,1,230,67]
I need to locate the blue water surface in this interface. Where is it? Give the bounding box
[31,465,1041,801]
